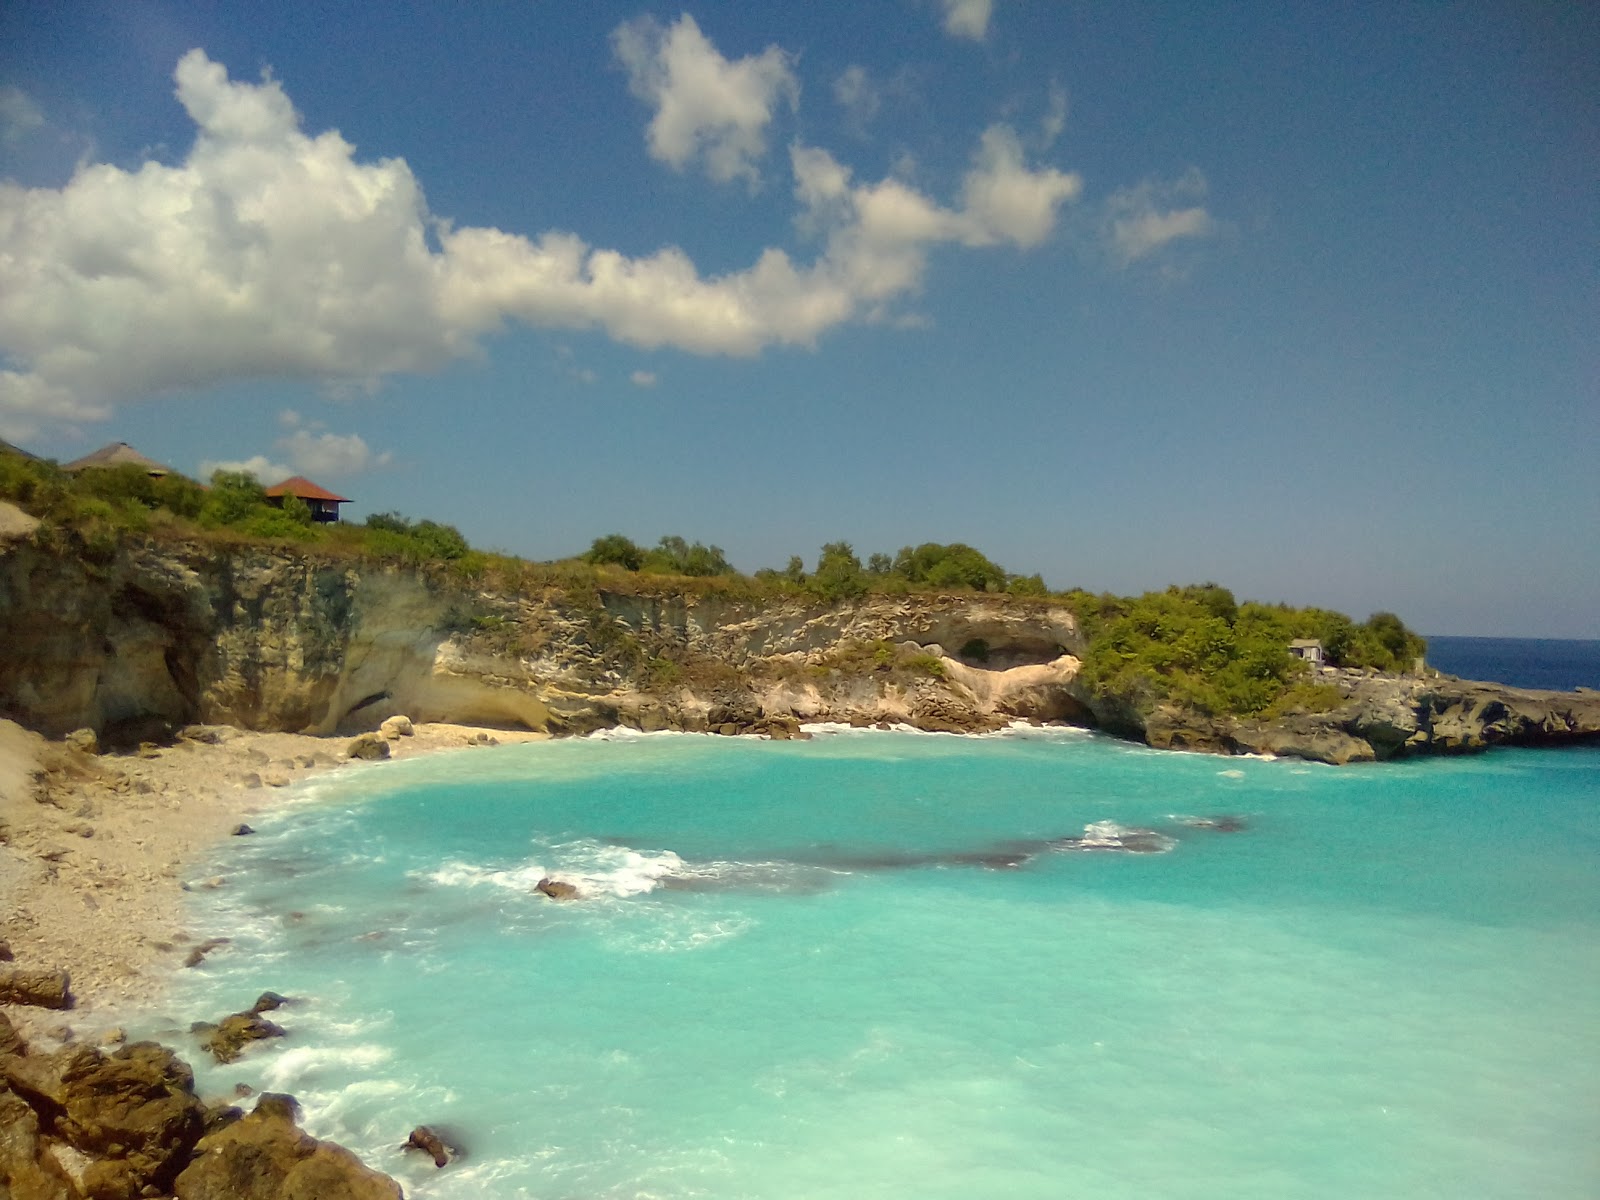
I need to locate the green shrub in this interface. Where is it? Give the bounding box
[584,533,645,570]
[810,541,867,601]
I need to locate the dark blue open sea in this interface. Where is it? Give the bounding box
[1425,636,1600,692]
[150,725,1600,1199]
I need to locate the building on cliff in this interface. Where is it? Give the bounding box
[62,441,173,476]
[1288,638,1326,668]
[265,475,350,522]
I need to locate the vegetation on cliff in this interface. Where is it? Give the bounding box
[1,443,1428,728]
[1064,584,1428,718]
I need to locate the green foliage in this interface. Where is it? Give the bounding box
[1006,573,1048,597]
[200,471,269,527]
[784,555,807,583]
[866,552,893,575]
[892,542,1007,592]
[358,512,470,562]
[584,533,645,571]
[810,540,867,601]
[1069,584,1428,718]
[640,535,734,577]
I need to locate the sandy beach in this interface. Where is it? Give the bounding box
[0,718,545,1041]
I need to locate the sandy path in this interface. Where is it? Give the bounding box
[0,718,545,1040]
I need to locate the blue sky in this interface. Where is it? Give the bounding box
[1,1,1595,636]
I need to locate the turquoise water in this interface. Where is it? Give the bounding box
[160,728,1600,1199]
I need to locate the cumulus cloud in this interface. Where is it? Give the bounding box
[279,427,390,477]
[630,370,658,387]
[1105,168,1217,265]
[612,13,797,187]
[0,48,1083,436]
[0,86,46,146]
[198,454,292,484]
[939,0,994,41]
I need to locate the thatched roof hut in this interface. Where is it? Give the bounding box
[62,442,173,476]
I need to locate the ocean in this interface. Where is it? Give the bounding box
[1424,635,1600,692]
[156,726,1600,1199]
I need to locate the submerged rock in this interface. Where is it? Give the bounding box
[535,877,580,901]
[200,1012,286,1064]
[401,1123,454,1167]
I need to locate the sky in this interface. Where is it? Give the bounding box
[1,1,1596,637]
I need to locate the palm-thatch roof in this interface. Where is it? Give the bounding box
[264,476,350,503]
[62,442,173,475]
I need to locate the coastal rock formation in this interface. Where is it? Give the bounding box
[0,535,1595,765]
[174,1092,403,1200]
[0,1021,405,1200]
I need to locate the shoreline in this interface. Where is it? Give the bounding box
[0,718,546,1044]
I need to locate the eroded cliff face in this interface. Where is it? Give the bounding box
[3,534,1595,763]
[0,537,1087,743]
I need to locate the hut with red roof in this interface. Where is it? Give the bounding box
[264,475,349,523]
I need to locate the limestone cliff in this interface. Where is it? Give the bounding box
[1,533,1595,764]
[0,537,1085,743]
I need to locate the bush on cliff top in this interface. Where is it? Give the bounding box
[1065,584,1428,718]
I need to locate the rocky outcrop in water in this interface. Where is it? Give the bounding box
[0,1023,404,1200]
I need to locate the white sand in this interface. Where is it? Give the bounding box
[0,719,545,1038]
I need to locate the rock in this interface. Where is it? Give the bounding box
[535,877,579,901]
[0,1041,208,1199]
[0,966,72,1010]
[401,1124,452,1167]
[346,732,391,761]
[251,991,291,1014]
[183,938,230,968]
[231,823,255,836]
[379,714,414,739]
[174,1091,404,1200]
[263,770,291,787]
[98,1027,127,1047]
[178,724,236,745]
[63,727,99,755]
[200,1012,286,1065]
[0,940,12,961]
[0,1010,25,1057]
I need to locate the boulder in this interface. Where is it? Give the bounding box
[401,1124,452,1167]
[345,732,390,761]
[200,1012,286,1064]
[0,1010,25,1057]
[63,727,99,755]
[0,1041,207,1199]
[379,715,414,740]
[0,1083,64,1200]
[251,991,292,1015]
[534,877,579,901]
[183,938,230,968]
[0,966,72,1010]
[175,1092,403,1200]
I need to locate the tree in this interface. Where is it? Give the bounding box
[811,541,866,601]
[866,552,893,575]
[584,533,645,570]
[200,471,268,527]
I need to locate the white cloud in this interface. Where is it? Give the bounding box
[198,454,291,484]
[612,14,797,188]
[0,49,1084,436]
[1040,83,1067,148]
[279,428,391,477]
[1105,168,1217,265]
[939,0,994,41]
[0,86,46,146]
[630,370,658,387]
[833,65,880,133]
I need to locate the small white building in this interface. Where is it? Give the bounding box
[1288,638,1326,668]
